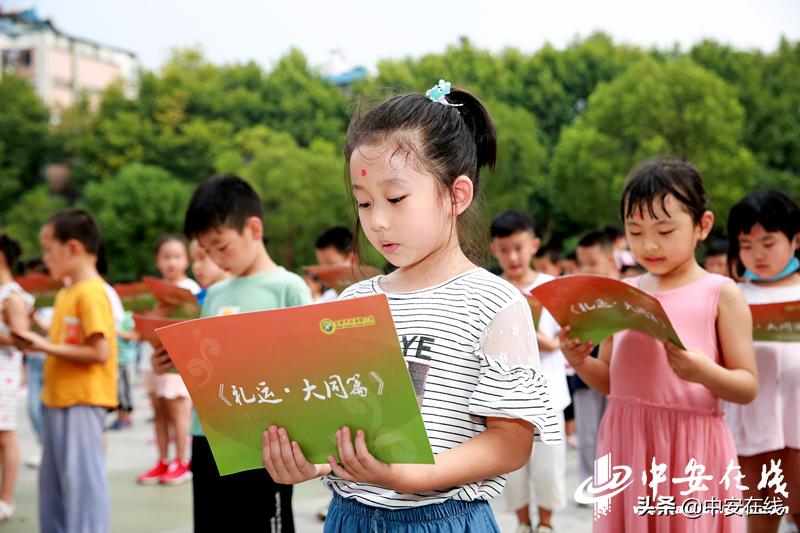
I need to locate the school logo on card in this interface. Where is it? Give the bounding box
[319,315,376,335]
[62,316,81,345]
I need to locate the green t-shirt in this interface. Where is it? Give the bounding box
[190,267,313,437]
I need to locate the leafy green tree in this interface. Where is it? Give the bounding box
[483,101,549,222]
[551,58,755,229]
[82,163,193,280]
[0,74,50,213]
[1,186,67,263]
[260,49,349,147]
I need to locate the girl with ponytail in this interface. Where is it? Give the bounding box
[262,81,562,532]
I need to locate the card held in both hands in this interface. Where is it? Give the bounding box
[155,294,433,475]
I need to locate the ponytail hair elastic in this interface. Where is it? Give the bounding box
[425,79,462,107]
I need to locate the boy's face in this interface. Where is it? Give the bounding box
[39,224,72,281]
[190,240,228,288]
[315,246,351,267]
[560,258,579,276]
[196,219,261,277]
[533,256,561,277]
[704,253,729,276]
[577,244,617,277]
[490,230,540,279]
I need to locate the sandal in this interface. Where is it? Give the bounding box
[0,499,14,521]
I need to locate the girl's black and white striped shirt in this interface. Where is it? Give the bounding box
[324,267,562,509]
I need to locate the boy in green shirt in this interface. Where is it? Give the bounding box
[154,175,311,532]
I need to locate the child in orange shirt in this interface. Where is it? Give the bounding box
[14,209,117,533]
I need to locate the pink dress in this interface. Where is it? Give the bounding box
[594,274,744,532]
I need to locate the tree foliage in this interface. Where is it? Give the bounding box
[1,36,797,278]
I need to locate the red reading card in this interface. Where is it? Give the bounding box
[750,300,800,342]
[133,314,184,346]
[531,275,685,348]
[303,264,382,293]
[15,274,62,295]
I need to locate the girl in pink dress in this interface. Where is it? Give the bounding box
[560,159,758,532]
[724,190,800,533]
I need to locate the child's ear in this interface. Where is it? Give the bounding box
[67,238,82,256]
[531,236,542,255]
[698,210,715,240]
[450,176,474,216]
[246,217,264,241]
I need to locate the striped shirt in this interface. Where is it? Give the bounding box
[324,267,562,509]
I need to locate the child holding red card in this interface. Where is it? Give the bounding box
[560,159,758,533]
[724,190,800,531]
[137,235,200,486]
[263,81,562,532]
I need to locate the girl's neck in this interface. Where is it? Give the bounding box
[165,275,187,285]
[0,269,12,285]
[382,239,475,293]
[642,256,706,292]
[752,272,800,288]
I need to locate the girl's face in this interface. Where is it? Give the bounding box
[349,143,455,269]
[189,240,227,288]
[624,194,712,277]
[156,239,189,282]
[737,223,798,280]
[39,224,72,281]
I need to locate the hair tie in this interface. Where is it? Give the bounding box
[425,79,462,107]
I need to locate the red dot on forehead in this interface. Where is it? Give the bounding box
[361,168,367,176]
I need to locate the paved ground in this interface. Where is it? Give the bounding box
[6,384,796,532]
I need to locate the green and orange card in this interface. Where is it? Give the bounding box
[155,294,433,475]
[750,300,800,342]
[531,275,685,348]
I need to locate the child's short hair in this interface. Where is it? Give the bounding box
[155,234,189,256]
[490,210,535,238]
[24,257,47,275]
[184,175,263,239]
[621,158,707,224]
[47,209,102,256]
[345,85,497,262]
[706,239,729,257]
[727,190,800,275]
[535,246,560,263]
[0,234,23,275]
[604,225,625,241]
[577,230,614,253]
[315,227,353,254]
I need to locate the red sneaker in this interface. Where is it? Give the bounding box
[137,460,169,485]
[159,460,192,486]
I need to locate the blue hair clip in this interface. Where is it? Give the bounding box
[425,79,462,107]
